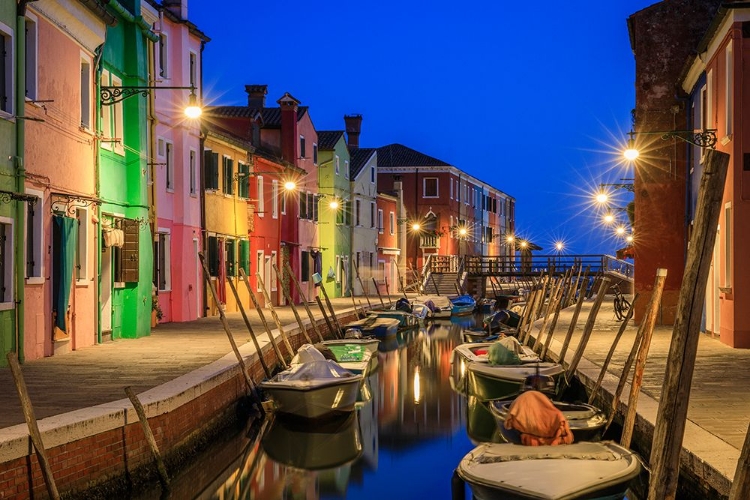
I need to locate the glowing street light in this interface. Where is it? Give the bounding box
[603,213,615,225]
[555,241,564,252]
[458,227,468,237]
[411,223,421,231]
[329,199,339,210]
[615,225,627,236]
[626,234,634,243]
[283,180,296,191]
[595,192,609,204]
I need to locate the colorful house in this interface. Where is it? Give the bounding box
[376,192,400,293]
[350,147,378,297]
[19,0,112,361]
[680,3,750,347]
[97,1,157,339]
[201,125,252,316]
[316,130,351,298]
[146,0,208,322]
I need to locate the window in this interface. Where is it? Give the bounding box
[378,209,384,234]
[389,211,395,235]
[272,180,279,219]
[313,144,318,165]
[189,150,197,195]
[370,202,376,228]
[335,156,340,175]
[207,236,219,277]
[450,179,453,199]
[225,239,235,277]
[706,69,714,131]
[25,191,42,281]
[725,202,731,287]
[335,255,341,284]
[25,14,37,100]
[336,201,344,225]
[370,165,376,183]
[153,231,171,291]
[300,135,306,159]
[0,22,14,115]
[271,251,277,291]
[256,251,264,292]
[311,193,319,222]
[204,150,219,190]
[345,160,350,180]
[344,200,352,226]
[166,142,174,191]
[299,191,307,219]
[222,156,234,195]
[280,184,287,215]
[76,207,89,282]
[423,177,438,198]
[355,199,361,226]
[257,176,264,218]
[0,218,14,309]
[726,41,733,137]
[189,51,197,89]
[237,162,249,198]
[100,70,124,155]
[158,33,169,78]
[301,251,310,281]
[80,56,91,129]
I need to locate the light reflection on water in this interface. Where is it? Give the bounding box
[161,314,636,500]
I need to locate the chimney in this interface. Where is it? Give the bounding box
[245,85,268,109]
[278,93,300,164]
[162,0,187,19]
[344,114,362,149]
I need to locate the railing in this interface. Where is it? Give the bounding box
[427,254,633,279]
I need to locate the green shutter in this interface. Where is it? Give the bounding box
[208,236,218,276]
[239,240,249,276]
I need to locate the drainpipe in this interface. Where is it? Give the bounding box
[14,2,30,362]
[94,42,104,344]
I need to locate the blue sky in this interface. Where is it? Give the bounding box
[189,1,658,255]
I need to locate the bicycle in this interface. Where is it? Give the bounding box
[612,283,631,321]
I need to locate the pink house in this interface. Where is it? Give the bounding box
[21,1,112,359]
[146,0,209,322]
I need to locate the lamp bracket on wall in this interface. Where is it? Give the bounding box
[0,190,38,205]
[100,85,197,106]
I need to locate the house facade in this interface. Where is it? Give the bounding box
[376,192,400,293]
[350,147,378,297]
[147,0,208,323]
[21,0,111,360]
[317,130,351,298]
[681,4,750,347]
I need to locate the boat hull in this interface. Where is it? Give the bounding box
[458,441,641,500]
[259,376,362,419]
[466,362,564,401]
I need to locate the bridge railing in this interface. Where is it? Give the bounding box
[435,254,633,278]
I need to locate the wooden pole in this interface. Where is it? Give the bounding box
[539,284,566,360]
[6,352,60,500]
[604,323,645,434]
[238,268,288,369]
[621,270,667,449]
[352,260,373,308]
[284,262,325,342]
[273,263,313,344]
[227,278,273,378]
[395,262,408,299]
[517,288,540,345]
[384,276,393,307]
[256,272,295,359]
[648,149,730,500]
[564,277,610,382]
[558,271,589,364]
[318,280,344,336]
[589,293,640,405]
[532,277,562,351]
[125,387,170,490]
[200,254,270,388]
[316,295,337,337]
[730,422,750,500]
[373,277,386,307]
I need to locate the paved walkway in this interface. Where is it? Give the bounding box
[0,293,747,493]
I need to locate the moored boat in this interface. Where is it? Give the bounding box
[450,294,477,316]
[456,440,641,500]
[483,309,521,333]
[369,309,420,331]
[259,345,363,419]
[491,396,607,444]
[466,361,564,401]
[345,316,400,340]
[322,338,379,374]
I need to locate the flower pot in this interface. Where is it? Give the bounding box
[151,309,158,328]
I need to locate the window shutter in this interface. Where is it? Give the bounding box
[121,219,140,283]
[208,236,218,276]
[300,192,307,219]
[239,240,249,276]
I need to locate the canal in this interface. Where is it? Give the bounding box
[143,315,638,500]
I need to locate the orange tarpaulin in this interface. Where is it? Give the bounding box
[504,391,573,446]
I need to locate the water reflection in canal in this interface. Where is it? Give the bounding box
[165,316,502,499]
[151,313,643,500]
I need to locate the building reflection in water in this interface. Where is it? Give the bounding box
[199,320,469,500]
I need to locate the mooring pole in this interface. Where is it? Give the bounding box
[256,272,295,359]
[238,268,288,369]
[284,263,325,342]
[227,278,272,378]
[273,263,313,344]
[125,387,170,491]
[564,277,610,382]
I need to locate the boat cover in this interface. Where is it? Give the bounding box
[274,360,355,382]
[504,390,573,446]
[291,344,328,364]
[487,337,522,366]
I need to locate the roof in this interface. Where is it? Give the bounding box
[376,143,451,168]
[202,122,253,152]
[206,106,309,128]
[350,148,376,179]
[317,131,345,151]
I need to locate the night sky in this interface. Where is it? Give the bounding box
[189,1,658,256]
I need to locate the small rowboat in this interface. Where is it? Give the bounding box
[450,294,477,316]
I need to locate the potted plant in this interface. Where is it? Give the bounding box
[151,296,163,327]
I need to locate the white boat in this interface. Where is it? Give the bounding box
[456,441,641,500]
[453,339,539,365]
[259,345,363,419]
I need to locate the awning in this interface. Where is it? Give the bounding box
[378,247,400,255]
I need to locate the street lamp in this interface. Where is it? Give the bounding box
[100,85,202,118]
[622,128,717,160]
